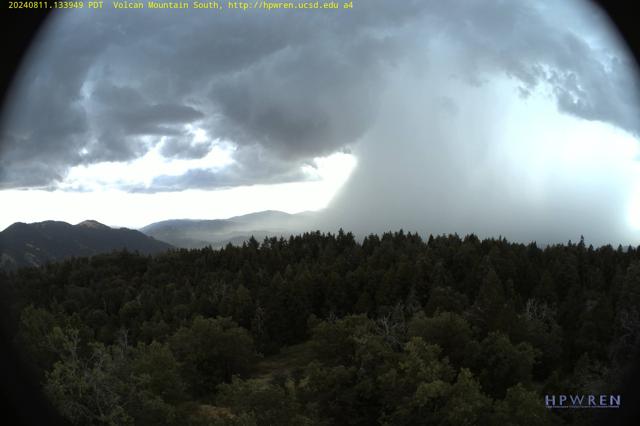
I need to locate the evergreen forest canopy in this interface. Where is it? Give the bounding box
[2,230,640,425]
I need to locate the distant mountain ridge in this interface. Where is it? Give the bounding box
[0,211,317,269]
[0,220,173,269]
[140,210,318,248]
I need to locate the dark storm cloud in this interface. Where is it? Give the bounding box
[160,136,212,160]
[96,101,204,137]
[3,1,636,185]
[90,82,204,132]
[208,38,383,160]
[0,2,416,189]
[75,81,206,163]
[0,11,116,188]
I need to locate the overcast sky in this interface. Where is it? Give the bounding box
[1,0,639,245]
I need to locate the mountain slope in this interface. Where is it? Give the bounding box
[0,220,173,269]
[140,210,318,248]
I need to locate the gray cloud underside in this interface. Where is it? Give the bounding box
[1,0,637,192]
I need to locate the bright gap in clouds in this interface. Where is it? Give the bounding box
[0,152,357,230]
[61,129,235,191]
[498,78,640,236]
[501,87,639,173]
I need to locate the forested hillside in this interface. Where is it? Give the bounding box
[1,230,639,425]
[0,220,173,269]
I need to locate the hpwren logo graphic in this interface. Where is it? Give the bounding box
[545,394,621,409]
